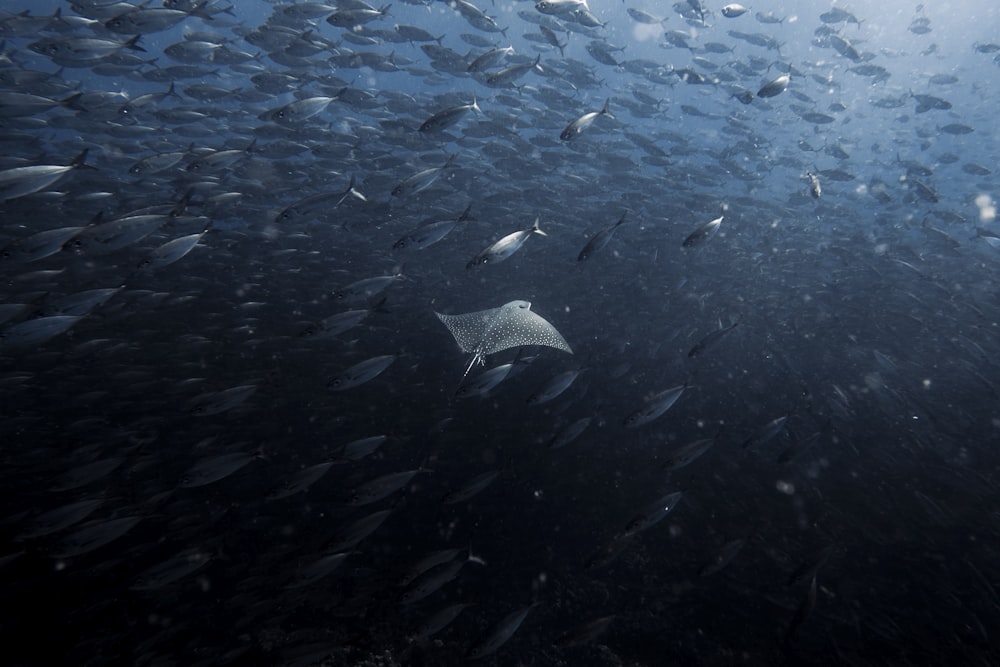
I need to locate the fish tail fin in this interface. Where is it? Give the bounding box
[601,97,615,119]
[71,149,96,171]
[60,92,85,112]
[125,34,145,52]
[470,96,481,114]
[531,217,547,236]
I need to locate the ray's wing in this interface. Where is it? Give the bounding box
[482,305,573,356]
[435,307,498,353]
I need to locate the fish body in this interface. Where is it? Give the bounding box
[105,6,208,34]
[0,150,91,201]
[467,603,537,659]
[688,319,739,357]
[348,468,424,506]
[757,74,790,98]
[806,171,822,198]
[561,98,614,141]
[578,212,627,261]
[71,214,175,255]
[265,95,338,124]
[392,155,456,197]
[721,4,749,18]
[0,315,83,348]
[419,98,480,132]
[682,215,723,247]
[135,231,206,272]
[276,177,367,224]
[661,438,715,471]
[442,470,500,504]
[326,5,391,27]
[485,55,541,87]
[549,417,592,449]
[468,217,546,268]
[328,354,396,390]
[467,46,513,72]
[1,226,84,263]
[624,385,685,428]
[526,368,583,405]
[699,538,747,576]
[535,0,588,16]
[623,490,683,536]
[394,206,472,250]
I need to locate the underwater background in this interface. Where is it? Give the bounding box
[2,0,999,664]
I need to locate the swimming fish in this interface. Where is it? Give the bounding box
[560,98,614,141]
[757,73,790,98]
[682,215,723,247]
[435,300,572,381]
[467,217,546,268]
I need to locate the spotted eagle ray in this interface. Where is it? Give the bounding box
[435,300,572,381]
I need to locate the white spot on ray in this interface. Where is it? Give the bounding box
[435,300,572,378]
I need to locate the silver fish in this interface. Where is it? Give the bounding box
[180,451,257,488]
[561,98,614,141]
[0,226,85,263]
[467,46,514,73]
[578,212,628,261]
[526,368,584,405]
[806,171,822,198]
[467,602,538,659]
[467,217,546,268]
[682,215,723,247]
[135,230,207,273]
[0,315,83,348]
[688,319,739,357]
[393,205,472,250]
[285,552,351,589]
[549,416,592,449]
[328,354,396,390]
[339,435,388,462]
[757,73,790,98]
[187,384,258,416]
[326,509,392,552]
[53,515,143,558]
[264,95,339,124]
[413,602,474,640]
[391,154,456,197]
[267,461,336,500]
[623,385,685,428]
[275,176,367,224]
[436,300,572,381]
[456,361,516,398]
[132,549,211,590]
[623,490,683,537]
[721,3,749,18]
[348,468,425,506]
[661,438,715,471]
[485,55,542,87]
[419,98,481,132]
[0,150,92,201]
[441,470,500,504]
[556,615,615,648]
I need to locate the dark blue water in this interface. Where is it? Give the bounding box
[2,1,999,664]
